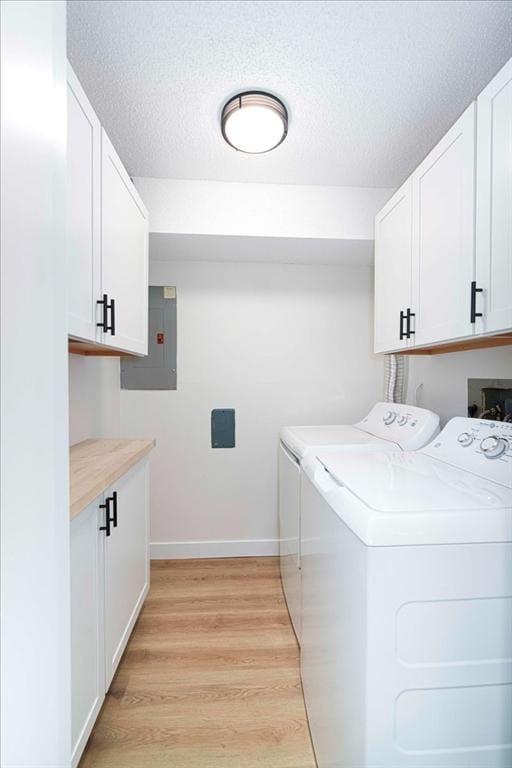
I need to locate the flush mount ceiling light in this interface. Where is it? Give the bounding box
[221,91,288,154]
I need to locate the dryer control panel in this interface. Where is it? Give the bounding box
[422,416,512,488]
[355,402,440,451]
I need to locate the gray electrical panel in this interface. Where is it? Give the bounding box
[120,286,177,390]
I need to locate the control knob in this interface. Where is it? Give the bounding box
[383,411,397,425]
[457,432,474,447]
[397,415,408,426]
[479,435,508,459]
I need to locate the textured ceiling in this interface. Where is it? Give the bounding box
[67,0,512,188]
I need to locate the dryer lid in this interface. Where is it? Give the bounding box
[280,425,393,460]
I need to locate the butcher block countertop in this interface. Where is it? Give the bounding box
[70,438,155,520]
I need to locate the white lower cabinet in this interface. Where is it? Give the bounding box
[70,458,149,766]
[70,500,105,767]
[104,460,149,687]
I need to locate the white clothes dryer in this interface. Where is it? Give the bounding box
[278,402,440,640]
[300,416,512,768]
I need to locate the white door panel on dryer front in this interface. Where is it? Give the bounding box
[104,460,149,687]
[70,499,105,767]
[374,179,412,354]
[66,64,101,342]
[475,58,512,334]
[101,129,148,355]
[411,103,476,346]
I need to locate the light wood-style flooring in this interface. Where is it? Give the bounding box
[79,557,316,768]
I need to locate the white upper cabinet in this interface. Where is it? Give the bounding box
[100,130,149,356]
[411,103,476,347]
[374,180,413,354]
[66,65,148,355]
[374,59,512,354]
[475,58,512,335]
[66,64,101,342]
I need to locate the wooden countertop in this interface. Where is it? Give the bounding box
[70,438,155,520]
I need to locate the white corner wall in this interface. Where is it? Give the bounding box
[407,346,512,425]
[120,259,383,558]
[1,2,70,765]
[68,355,121,445]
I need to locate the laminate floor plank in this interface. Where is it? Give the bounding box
[79,557,316,768]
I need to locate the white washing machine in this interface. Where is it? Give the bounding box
[278,403,440,641]
[300,416,512,768]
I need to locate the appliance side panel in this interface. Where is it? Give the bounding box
[300,471,367,766]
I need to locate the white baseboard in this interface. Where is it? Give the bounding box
[150,538,279,560]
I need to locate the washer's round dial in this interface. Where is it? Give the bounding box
[383,411,397,425]
[479,435,507,459]
[457,432,474,447]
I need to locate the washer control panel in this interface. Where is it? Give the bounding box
[423,417,512,488]
[355,402,440,451]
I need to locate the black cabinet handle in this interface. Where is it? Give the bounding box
[406,308,415,338]
[97,294,109,333]
[108,491,118,528]
[97,294,116,336]
[99,501,111,537]
[108,297,116,336]
[399,310,406,340]
[470,281,483,323]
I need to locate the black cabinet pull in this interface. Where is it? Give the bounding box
[97,294,109,333]
[399,310,406,340]
[108,297,116,336]
[97,294,115,336]
[406,308,415,338]
[470,281,483,323]
[99,501,111,537]
[108,491,118,528]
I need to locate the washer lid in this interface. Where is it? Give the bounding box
[280,424,394,460]
[312,450,512,546]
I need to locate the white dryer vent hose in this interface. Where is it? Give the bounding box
[384,354,408,404]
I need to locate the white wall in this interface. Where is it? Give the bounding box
[407,346,512,425]
[1,2,70,765]
[68,355,121,444]
[120,259,383,558]
[134,177,393,241]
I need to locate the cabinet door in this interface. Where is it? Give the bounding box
[475,58,512,334]
[66,64,101,342]
[411,103,476,346]
[70,500,105,767]
[374,180,413,354]
[101,129,148,355]
[104,460,149,688]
